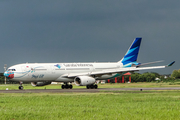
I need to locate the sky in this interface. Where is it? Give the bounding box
[0,0,179,74]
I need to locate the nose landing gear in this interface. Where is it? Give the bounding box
[19,81,23,90]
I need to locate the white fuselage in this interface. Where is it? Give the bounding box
[6,62,123,82]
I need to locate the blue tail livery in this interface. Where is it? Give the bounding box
[119,37,142,67]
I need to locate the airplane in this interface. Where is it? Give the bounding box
[4,38,175,90]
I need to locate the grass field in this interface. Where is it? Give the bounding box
[1,91,180,120]
[0,83,180,120]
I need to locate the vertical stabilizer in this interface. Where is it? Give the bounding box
[119,38,142,66]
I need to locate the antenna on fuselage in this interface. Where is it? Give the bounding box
[4,64,7,84]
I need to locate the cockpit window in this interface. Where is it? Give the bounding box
[8,69,16,71]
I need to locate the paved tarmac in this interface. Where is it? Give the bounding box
[0,87,180,93]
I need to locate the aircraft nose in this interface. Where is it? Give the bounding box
[4,71,14,79]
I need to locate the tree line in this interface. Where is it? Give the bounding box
[130,72,172,82]
[109,72,173,83]
[123,69,180,83]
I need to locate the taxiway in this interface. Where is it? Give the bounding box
[0,87,180,93]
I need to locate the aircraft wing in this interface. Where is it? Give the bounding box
[62,61,175,78]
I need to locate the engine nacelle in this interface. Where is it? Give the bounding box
[74,76,96,86]
[31,82,51,86]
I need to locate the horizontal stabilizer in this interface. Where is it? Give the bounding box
[137,60,164,67]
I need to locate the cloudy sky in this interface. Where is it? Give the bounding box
[0,0,179,74]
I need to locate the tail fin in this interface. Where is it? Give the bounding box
[119,38,142,66]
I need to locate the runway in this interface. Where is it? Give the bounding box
[0,87,180,93]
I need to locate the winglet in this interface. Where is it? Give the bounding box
[167,61,175,67]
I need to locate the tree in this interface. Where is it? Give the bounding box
[131,73,141,82]
[151,72,160,78]
[142,72,156,82]
[171,70,180,79]
[131,72,159,82]
[0,73,4,84]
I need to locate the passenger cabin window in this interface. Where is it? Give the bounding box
[8,69,16,71]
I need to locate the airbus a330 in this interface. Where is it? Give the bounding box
[4,38,175,90]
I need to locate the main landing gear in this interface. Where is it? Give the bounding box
[86,84,98,89]
[61,83,73,89]
[19,81,23,90]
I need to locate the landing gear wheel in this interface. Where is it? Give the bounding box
[94,84,98,89]
[86,85,90,89]
[86,84,98,89]
[19,86,23,90]
[90,85,94,89]
[61,83,73,89]
[65,85,69,89]
[69,85,73,89]
[61,85,65,89]
[18,81,23,90]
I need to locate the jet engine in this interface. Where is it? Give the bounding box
[31,82,51,86]
[74,76,96,86]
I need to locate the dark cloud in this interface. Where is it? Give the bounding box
[0,0,179,74]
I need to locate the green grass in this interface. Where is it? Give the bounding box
[1,91,180,120]
[1,83,180,119]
